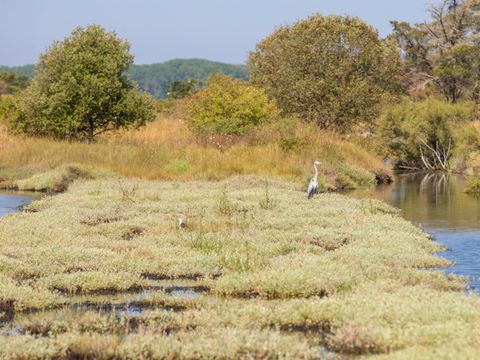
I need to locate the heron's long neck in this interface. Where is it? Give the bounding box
[313,164,318,180]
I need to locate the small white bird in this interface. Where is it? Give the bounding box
[178,217,186,229]
[307,161,321,199]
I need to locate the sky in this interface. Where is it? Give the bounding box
[1,0,431,66]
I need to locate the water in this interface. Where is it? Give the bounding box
[0,191,38,217]
[352,172,480,292]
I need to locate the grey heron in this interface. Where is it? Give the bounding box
[307,161,321,199]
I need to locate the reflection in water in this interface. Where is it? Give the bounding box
[352,173,480,292]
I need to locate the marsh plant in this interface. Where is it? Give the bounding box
[117,180,139,203]
[258,179,277,210]
[0,176,477,358]
[216,185,237,217]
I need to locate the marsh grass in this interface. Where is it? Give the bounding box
[0,115,390,192]
[0,176,479,358]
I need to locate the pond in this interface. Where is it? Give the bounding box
[351,172,480,293]
[0,191,39,217]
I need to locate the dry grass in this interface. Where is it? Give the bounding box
[1,176,478,358]
[0,115,390,190]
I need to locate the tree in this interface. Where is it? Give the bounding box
[390,0,480,102]
[167,79,198,99]
[248,14,402,132]
[9,25,156,142]
[187,73,278,135]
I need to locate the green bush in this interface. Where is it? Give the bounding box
[378,99,475,170]
[187,73,278,135]
[465,177,480,195]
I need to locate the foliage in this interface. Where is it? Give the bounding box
[378,98,475,170]
[390,0,480,102]
[0,95,14,120]
[167,78,197,99]
[8,25,156,142]
[465,177,480,195]
[0,72,29,95]
[186,73,278,135]
[248,14,402,132]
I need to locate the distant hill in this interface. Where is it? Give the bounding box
[129,59,248,98]
[0,59,248,99]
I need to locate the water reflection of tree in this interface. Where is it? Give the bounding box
[419,172,450,206]
[393,173,479,228]
[352,173,480,229]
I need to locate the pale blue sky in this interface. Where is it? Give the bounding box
[1,0,430,66]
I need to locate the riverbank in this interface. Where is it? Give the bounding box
[1,176,479,358]
[0,115,391,192]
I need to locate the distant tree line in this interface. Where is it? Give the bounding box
[0,59,248,99]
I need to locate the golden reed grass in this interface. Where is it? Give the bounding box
[0,115,389,186]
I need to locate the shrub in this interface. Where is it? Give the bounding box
[249,14,402,132]
[187,73,278,135]
[465,177,480,196]
[378,99,475,170]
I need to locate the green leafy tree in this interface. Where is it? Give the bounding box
[167,79,197,99]
[248,14,402,132]
[390,0,480,102]
[10,25,156,142]
[187,73,278,135]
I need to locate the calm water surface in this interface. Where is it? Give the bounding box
[352,173,480,292]
[0,191,38,217]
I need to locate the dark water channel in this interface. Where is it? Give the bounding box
[351,172,480,293]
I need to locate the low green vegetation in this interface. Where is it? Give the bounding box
[0,176,478,358]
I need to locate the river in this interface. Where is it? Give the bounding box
[352,172,480,293]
